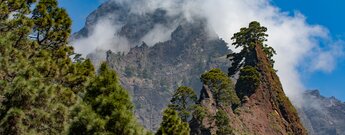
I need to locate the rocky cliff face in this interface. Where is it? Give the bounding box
[298,90,345,135]
[105,21,230,130]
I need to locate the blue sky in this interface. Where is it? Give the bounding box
[272,0,345,101]
[59,0,101,32]
[59,0,345,101]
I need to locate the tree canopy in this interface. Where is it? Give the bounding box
[69,63,149,135]
[169,86,197,122]
[156,108,190,135]
[0,1,148,134]
[201,68,240,108]
[228,21,276,76]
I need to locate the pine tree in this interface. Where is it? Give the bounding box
[0,0,35,33]
[0,1,150,134]
[215,110,234,135]
[32,0,72,49]
[0,0,95,134]
[228,21,276,76]
[201,68,240,108]
[156,108,190,135]
[235,66,260,98]
[228,21,276,99]
[169,86,197,122]
[69,63,150,135]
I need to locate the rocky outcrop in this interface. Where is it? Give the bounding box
[190,45,307,135]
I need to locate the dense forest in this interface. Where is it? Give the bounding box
[0,0,305,135]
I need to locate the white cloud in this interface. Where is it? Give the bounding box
[140,24,176,46]
[71,18,130,57]
[308,41,344,72]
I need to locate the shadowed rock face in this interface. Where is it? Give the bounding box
[298,90,345,135]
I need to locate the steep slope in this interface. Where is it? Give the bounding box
[190,44,307,135]
[298,90,345,135]
[232,45,307,134]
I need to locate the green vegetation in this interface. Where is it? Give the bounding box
[235,66,261,98]
[191,105,208,123]
[0,0,94,134]
[228,21,276,76]
[69,63,149,135]
[156,108,190,135]
[228,21,276,98]
[201,68,240,108]
[32,0,72,49]
[215,110,234,135]
[169,86,197,122]
[0,1,148,134]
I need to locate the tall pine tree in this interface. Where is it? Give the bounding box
[156,108,190,135]
[169,86,197,122]
[0,0,94,134]
[69,63,150,135]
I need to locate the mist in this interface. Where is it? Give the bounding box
[72,0,344,106]
[72,18,130,57]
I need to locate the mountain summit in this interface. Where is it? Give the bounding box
[189,22,307,135]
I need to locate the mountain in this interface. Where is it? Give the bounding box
[298,90,345,135]
[73,0,343,134]
[73,0,230,130]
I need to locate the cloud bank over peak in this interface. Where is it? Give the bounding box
[73,0,344,106]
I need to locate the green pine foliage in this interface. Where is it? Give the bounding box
[169,86,197,122]
[69,63,150,135]
[191,104,208,124]
[201,68,240,108]
[228,21,276,98]
[0,0,94,134]
[235,66,261,98]
[228,21,276,76]
[156,108,190,135]
[215,110,234,135]
[32,0,72,49]
[0,1,148,134]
